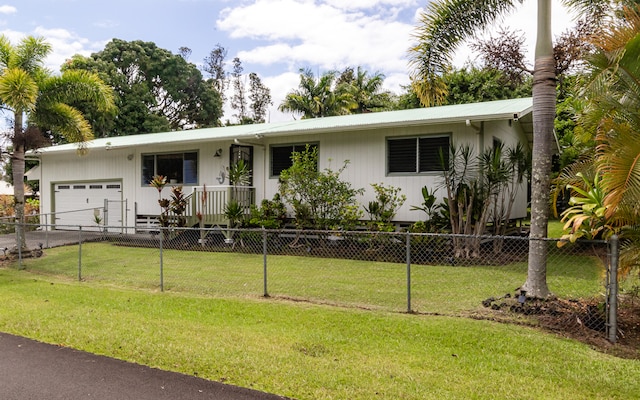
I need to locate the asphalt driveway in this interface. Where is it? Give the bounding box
[0,332,290,400]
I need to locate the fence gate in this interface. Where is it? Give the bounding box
[104,199,127,233]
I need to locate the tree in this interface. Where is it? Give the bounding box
[248,72,272,123]
[0,35,114,250]
[575,5,640,273]
[65,39,223,136]
[443,65,531,105]
[337,66,392,113]
[230,57,248,123]
[408,0,611,298]
[202,44,228,101]
[279,68,356,119]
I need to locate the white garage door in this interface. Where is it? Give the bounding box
[54,181,123,231]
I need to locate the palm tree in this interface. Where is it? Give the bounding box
[338,66,390,113]
[408,0,612,298]
[578,5,640,273]
[279,68,356,118]
[0,35,114,251]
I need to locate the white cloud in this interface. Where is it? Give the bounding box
[0,5,16,15]
[32,27,105,70]
[218,0,414,76]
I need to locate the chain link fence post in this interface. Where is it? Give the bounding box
[263,228,269,297]
[78,226,83,281]
[608,235,619,343]
[159,228,164,292]
[406,231,412,313]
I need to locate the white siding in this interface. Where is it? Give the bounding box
[38,118,529,226]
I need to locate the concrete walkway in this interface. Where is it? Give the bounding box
[0,332,290,400]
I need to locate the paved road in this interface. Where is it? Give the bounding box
[0,332,290,400]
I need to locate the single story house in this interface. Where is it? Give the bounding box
[29,97,534,231]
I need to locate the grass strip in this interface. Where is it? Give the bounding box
[0,267,638,400]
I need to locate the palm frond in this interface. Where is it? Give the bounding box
[408,0,520,106]
[0,67,38,112]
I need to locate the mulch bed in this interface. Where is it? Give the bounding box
[481,293,640,359]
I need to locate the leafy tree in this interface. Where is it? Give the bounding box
[408,0,612,298]
[230,57,248,123]
[248,72,272,123]
[0,35,114,250]
[443,65,531,105]
[65,39,223,136]
[279,68,356,119]
[278,145,363,231]
[202,44,227,101]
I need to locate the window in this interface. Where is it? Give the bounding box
[387,135,449,174]
[270,143,318,177]
[142,151,198,185]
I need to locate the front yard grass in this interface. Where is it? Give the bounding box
[19,242,606,314]
[0,266,638,399]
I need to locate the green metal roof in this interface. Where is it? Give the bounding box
[35,97,533,154]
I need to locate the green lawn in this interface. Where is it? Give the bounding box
[19,242,606,314]
[0,267,638,400]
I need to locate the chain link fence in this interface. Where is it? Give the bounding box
[2,223,632,343]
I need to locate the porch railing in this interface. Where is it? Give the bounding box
[187,185,255,227]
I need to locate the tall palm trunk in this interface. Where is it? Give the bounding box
[523,0,554,298]
[11,112,27,251]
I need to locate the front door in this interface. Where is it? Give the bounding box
[230,144,253,185]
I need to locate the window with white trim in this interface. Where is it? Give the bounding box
[142,151,198,185]
[387,135,450,174]
[270,143,318,177]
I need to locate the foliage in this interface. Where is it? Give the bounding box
[442,65,531,105]
[227,159,252,188]
[571,5,640,274]
[151,176,187,228]
[0,34,114,250]
[440,142,530,258]
[364,183,406,232]
[559,172,615,244]
[410,186,447,232]
[223,199,246,229]
[64,39,223,136]
[278,68,357,118]
[278,145,364,230]
[248,72,272,123]
[249,194,287,229]
[336,66,393,113]
[202,43,227,100]
[230,57,248,123]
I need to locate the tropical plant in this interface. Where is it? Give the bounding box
[574,5,640,275]
[249,194,287,229]
[0,35,114,251]
[559,172,614,244]
[278,68,356,118]
[407,0,613,297]
[364,183,406,232]
[410,186,447,232]
[336,66,392,113]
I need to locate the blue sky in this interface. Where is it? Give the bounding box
[1,0,574,123]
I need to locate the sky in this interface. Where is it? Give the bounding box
[1,0,577,124]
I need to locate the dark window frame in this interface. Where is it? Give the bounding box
[270,143,318,177]
[386,134,450,175]
[141,151,199,186]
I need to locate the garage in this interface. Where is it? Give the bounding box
[53,181,124,231]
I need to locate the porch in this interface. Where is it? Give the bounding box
[135,186,255,232]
